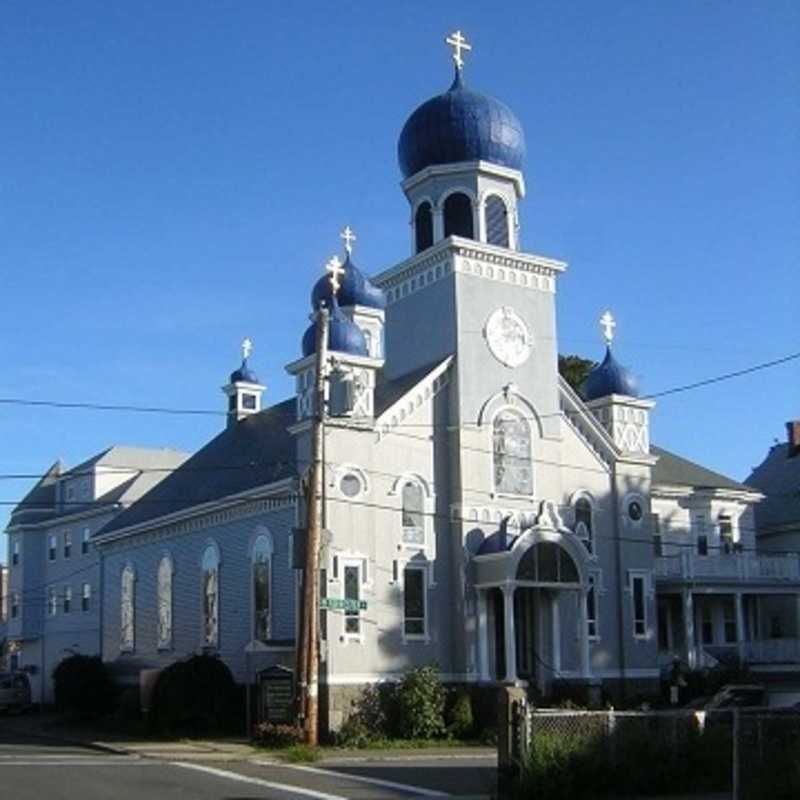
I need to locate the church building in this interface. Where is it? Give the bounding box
[5,32,799,725]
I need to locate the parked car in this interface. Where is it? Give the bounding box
[0,671,32,713]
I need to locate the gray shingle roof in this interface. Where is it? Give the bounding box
[652,445,755,493]
[99,399,297,536]
[374,358,451,418]
[746,443,800,531]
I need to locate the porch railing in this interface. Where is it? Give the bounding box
[742,638,800,664]
[655,553,800,583]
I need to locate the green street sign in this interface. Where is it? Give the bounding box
[320,597,367,612]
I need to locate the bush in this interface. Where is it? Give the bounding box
[446,689,474,739]
[336,682,397,747]
[254,722,305,748]
[148,654,237,736]
[52,655,114,719]
[395,665,446,740]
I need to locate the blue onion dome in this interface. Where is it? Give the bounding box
[302,299,369,358]
[311,254,386,310]
[230,360,259,384]
[476,516,517,555]
[582,347,640,401]
[398,69,526,179]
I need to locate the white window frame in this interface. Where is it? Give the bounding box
[11,539,19,566]
[63,585,72,614]
[401,562,430,643]
[48,588,57,617]
[586,570,603,641]
[251,530,274,644]
[628,570,651,640]
[340,557,366,642]
[82,582,91,613]
[48,534,57,562]
[389,473,435,557]
[201,542,221,649]
[11,593,19,619]
[64,530,72,559]
[570,490,596,557]
[81,527,91,556]
[490,406,534,499]
[621,492,646,528]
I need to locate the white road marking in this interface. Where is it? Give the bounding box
[173,762,350,800]
[0,759,146,766]
[278,763,451,797]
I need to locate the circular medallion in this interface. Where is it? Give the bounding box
[484,306,532,368]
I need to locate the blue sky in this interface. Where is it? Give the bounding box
[1,1,798,556]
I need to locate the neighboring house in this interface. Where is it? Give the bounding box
[3,447,187,702]
[745,420,800,656]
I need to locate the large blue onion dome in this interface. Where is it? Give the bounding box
[398,69,526,179]
[582,347,639,401]
[302,300,369,358]
[230,360,259,384]
[311,254,386,310]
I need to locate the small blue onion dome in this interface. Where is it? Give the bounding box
[230,361,259,384]
[582,347,640,401]
[311,254,386,310]
[398,69,526,179]
[302,300,369,358]
[476,517,516,555]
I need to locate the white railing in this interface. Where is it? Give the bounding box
[742,639,800,664]
[655,553,800,583]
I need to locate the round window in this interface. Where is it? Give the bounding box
[340,473,362,498]
[627,500,643,522]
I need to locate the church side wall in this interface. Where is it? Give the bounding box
[99,503,296,685]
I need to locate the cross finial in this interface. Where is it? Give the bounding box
[325,255,346,297]
[445,29,471,71]
[600,311,616,346]
[241,337,253,361]
[340,225,356,256]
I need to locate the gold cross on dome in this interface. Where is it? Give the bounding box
[600,311,616,346]
[241,337,253,360]
[445,30,472,70]
[325,255,346,297]
[340,225,356,255]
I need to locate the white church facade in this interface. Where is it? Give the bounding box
[4,33,800,724]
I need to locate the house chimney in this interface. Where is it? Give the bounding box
[787,421,800,459]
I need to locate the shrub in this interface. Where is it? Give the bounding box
[446,689,474,739]
[395,665,446,740]
[148,654,237,736]
[336,682,398,747]
[52,655,114,719]
[254,722,305,748]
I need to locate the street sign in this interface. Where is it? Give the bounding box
[320,597,367,612]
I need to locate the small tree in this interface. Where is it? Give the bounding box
[558,354,596,396]
[395,665,446,740]
[52,654,114,719]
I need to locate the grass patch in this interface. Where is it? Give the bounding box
[281,744,321,763]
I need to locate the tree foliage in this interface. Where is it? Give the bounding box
[52,654,114,719]
[558,354,596,395]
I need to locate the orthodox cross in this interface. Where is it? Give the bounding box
[600,311,616,346]
[241,337,253,361]
[340,225,356,255]
[445,30,471,70]
[326,255,345,296]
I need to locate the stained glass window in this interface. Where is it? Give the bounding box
[157,557,173,649]
[253,535,272,642]
[202,546,220,647]
[344,564,360,635]
[402,482,425,544]
[493,410,533,495]
[575,498,593,554]
[120,566,135,651]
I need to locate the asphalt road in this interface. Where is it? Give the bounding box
[0,727,497,800]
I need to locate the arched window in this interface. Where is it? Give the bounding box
[443,192,474,239]
[517,542,580,584]
[402,481,425,545]
[157,556,173,649]
[415,201,434,252]
[485,195,509,247]
[575,497,593,554]
[252,534,273,642]
[493,409,533,495]
[202,545,220,647]
[120,565,135,652]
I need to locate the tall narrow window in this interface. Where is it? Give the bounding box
[12,540,19,566]
[652,514,663,557]
[485,195,509,247]
[64,531,72,559]
[48,535,57,561]
[63,586,72,614]
[586,574,599,639]
[120,566,135,652]
[48,589,57,617]
[157,556,173,650]
[403,565,427,637]
[402,482,425,545]
[252,535,273,642]
[697,535,709,556]
[82,583,91,612]
[344,563,361,636]
[443,192,473,239]
[493,410,533,495]
[631,574,647,638]
[11,593,19,619]
[575,498,593,554]
[82,527,91,555]
[415,201,433,253]
[202,546,220,647]
[723,599,737,643]
[701,604,714,644]
[719,515,734,554]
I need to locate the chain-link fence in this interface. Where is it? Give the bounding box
[508,702,800,800]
